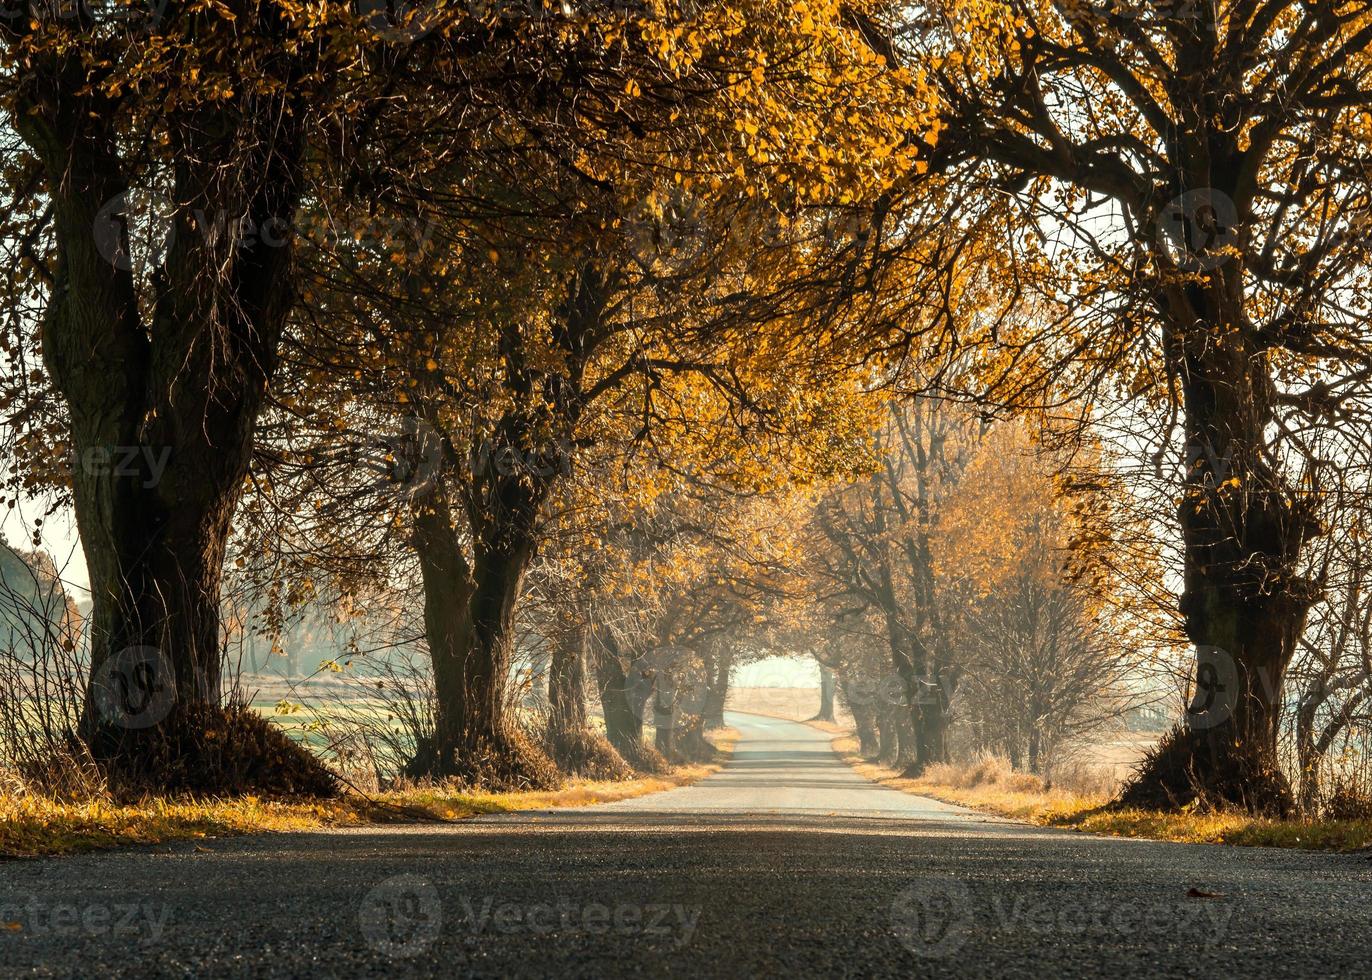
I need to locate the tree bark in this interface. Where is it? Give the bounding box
[547,617,590,738]
[652,671,678,759]
[812,664,836,722]
[593,630,649,759]
[409,483,474,775]
[406,468,558,789]
[910,692,949,775]
[703,649,732,729]
[840,675,880,757]
[876,708,897,766]
[1125,294,1320,814]
[15,45,309,787]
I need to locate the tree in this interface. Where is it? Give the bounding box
[243,0,927,786]
[943,426,1142,775]
[810,398,977,773]
[860,0,1372,812]
[0,2,386,792]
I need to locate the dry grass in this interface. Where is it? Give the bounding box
[828,733,1372,853]
[0,728,738,859]
[830,735,1107,822]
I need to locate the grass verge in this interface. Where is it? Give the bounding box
[0,728,738,859]
[827,734,1372,853]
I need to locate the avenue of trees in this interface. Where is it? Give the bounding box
[1,0,1371,818]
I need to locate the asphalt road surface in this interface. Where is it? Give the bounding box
[3,713,1370,978]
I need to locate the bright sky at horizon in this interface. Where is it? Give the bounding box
[1,498,89,602]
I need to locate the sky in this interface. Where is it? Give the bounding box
[1,497,89,602]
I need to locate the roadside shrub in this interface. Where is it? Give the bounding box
[1324,782,1372,822]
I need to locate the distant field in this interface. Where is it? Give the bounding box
[727,686,851,726]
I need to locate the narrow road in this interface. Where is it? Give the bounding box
[3,713,1369,977]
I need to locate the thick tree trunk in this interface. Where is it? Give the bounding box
[1125,297,1320,814]
[542,614,630,780]
[652,673,677,759]
[406,474,558,789]
[894,715,919,771]
[15,60,319,793]
[591,630,667,774]
[595,649,645,755]
[887,625,953,776]
[907,701,946,775]
[548,618,590,737]
[406,266,607,786]
[876,708,897,766]
[409,484,473,774]
[676,710,713,761]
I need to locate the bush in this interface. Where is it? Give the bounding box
[1324,782,1372,822]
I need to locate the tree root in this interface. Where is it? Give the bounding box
[89,701,339,800]
[1116,725,1295,817]
[405,725,562,792]
[541,725,634,781]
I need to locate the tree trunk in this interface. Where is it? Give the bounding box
[593,631,649,759]
[876,708,897,766]
[813,665,837,722]
[841,675,880,757]
[676,710,713,760]
[652,672,677,759]
[15,60,314,792]
[894,715,919,771]
[409,483,473,775]
[703,649,732,729]
[547,617,589,737]
[1125,302,1319,815]
[542,613,630,779]
[406,472,558,789]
